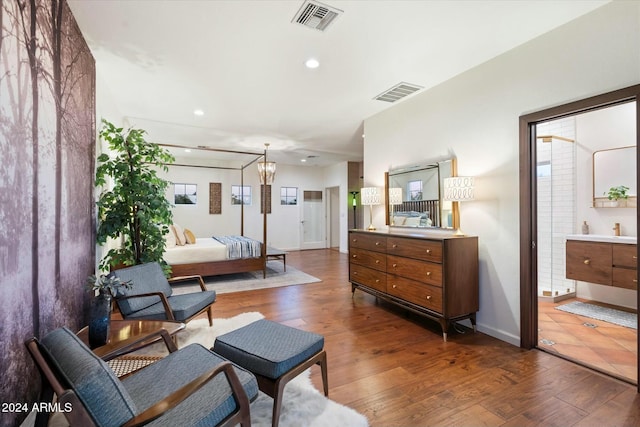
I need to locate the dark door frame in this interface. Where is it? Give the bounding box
[519,84,640,392]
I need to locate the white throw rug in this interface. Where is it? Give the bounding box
[172,261,321,295]
[23,313,368,427]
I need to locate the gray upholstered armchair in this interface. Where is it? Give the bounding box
[111,262,216,326]
[26,327,258,427]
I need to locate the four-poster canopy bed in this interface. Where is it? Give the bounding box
[159,143,273,279]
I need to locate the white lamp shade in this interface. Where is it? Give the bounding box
[389,187,403,205]
[361,187,381,206]
[443,177,474,201]
[257,161,276,185]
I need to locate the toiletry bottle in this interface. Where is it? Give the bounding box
[582,220,589,234]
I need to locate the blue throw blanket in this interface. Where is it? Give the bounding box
[213,236,262,259]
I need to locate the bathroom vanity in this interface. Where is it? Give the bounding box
[565,235,637,290]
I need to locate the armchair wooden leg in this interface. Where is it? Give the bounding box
[208,306,214,327]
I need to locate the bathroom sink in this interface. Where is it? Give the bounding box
[566,234,637,244]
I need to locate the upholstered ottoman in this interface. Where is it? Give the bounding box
[213,319,328,427]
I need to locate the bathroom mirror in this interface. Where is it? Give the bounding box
[385,158,455,228]
[593,146,636,207]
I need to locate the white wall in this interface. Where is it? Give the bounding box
[324,161,349,252]
[363,1,640,346]
[160,160,328,251]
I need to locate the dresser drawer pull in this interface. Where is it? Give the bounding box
[352,238,357,242]
[633,256,638,260]
[392,244,397,248]
[426,249,431,254]
[353,272,358,275]
[426,295,432,300]
[375,260,380,264]
[392,285,397,289]
[634,279,638,283]
[352,254,357,258]
[375,279,380,283]
[583,259,591,265]
[426,272,431,277]
[375,241,381,246]
[392,263,397,268]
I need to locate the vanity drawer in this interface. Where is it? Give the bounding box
[387,255,442,286]
[350,248,386,271]
[350,233,387,252]
[387,237,442,263]
[612,267,638,290]
[350,264,386,292]
[387,276,443,313]
[566,240,612,286]
[613,244,637,269]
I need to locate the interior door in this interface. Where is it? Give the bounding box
[300,190,325,250]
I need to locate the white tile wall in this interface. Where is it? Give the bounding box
[536,118,576,296]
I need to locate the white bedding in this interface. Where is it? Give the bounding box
[164,238,227,265]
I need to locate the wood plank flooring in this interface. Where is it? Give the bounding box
[209,249,640,426]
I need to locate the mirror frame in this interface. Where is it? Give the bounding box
[384,157,459,229]
[592,145,637,207]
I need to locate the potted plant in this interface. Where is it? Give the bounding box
[85,274,132,348]
[95,119,175,274]
[605,185,629,207]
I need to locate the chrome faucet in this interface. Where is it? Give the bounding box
[613,222,621,236]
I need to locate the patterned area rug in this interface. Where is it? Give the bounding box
[555,301,637,329]
[172,260,321,295]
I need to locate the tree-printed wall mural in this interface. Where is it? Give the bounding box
[0,1,95,425]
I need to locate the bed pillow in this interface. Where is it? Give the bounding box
[165,227,177,248]
[172,223,187,246]
[404,217,421,227]
[184,228,196,244]
[393,216,406,226]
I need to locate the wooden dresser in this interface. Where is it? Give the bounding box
[349,229,479,341]
[566,238,638,290]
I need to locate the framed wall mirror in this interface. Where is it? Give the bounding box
[593,146,637,207]
[385,158,456,229]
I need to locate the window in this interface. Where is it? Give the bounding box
[280,187,298,205]
[174,183,197,205]
[231,185,251,205]
[407,180,423,201]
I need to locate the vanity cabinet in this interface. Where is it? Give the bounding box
[349,230,478,341]
[566,239,637,290]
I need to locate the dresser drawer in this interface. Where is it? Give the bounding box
[350,264,386,292]
[612,267,638,290]
[387,255,442,286]
[566,240,612,286]
[387,237,442,263]
[613,244,637,269]
[388,276,443,313]
[350,248,386,271]
[350,233,387,252]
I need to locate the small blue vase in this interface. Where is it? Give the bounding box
[88,291,111,349]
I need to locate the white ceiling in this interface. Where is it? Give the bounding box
[67,0,608,167]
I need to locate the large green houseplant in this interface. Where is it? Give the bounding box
[95,119,175,273]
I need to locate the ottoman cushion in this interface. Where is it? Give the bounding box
[213,319,324,379]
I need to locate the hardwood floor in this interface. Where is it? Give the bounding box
[210,249,640,426]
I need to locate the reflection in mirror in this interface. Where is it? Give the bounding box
[593,146,636,207]
[385,159,455,229]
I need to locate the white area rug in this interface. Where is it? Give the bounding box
[23,313,368,427]
[172,260,321,295]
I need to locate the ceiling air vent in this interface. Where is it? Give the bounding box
[292,0,342,32]
[374,82,423,103]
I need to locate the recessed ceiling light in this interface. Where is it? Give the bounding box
[305,58,320,69]
[184,149,192,153]
[193,109,204,116]
[301,159,307,162]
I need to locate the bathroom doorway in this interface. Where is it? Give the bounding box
[535,104,637,383]
[519,84,640,391]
